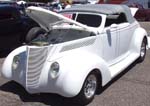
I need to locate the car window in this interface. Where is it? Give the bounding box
[0,12,13,20]
[105,13,127,27]
[76,14,102,27]
[0,8,20,21]
[61,13,102,27]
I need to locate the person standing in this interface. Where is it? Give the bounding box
[60,0,72,9]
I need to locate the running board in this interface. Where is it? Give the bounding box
[109,53,139,78]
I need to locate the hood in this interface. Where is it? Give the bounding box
[26,6,96,33]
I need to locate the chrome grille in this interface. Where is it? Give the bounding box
[26,47,48,89]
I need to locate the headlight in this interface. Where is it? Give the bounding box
[12,55,20,71]
[50,62,59,78]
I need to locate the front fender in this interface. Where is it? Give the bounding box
[1,46,27,79]
[55,51,111,97]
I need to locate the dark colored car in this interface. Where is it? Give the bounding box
[99,0,150,21]
[0,4,38,52]
[131,3,150,21]
[122,0,150,21]
[23,2,51,10]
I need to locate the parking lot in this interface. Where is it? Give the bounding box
[0,22,150,106]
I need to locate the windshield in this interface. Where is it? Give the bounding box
[30,28,93,46]
[61,13,102,27]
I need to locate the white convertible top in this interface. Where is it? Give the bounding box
[60,4,136,23]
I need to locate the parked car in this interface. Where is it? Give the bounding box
[124,2,150,21]
[23,2,51,10]
[1,4,150,105]
[0,4,38,51]
[99,0,150,21]
[0,0,18,5]
[129,3,150,21]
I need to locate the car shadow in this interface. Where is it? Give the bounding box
[0,60,139,106]
[0,81,83,106]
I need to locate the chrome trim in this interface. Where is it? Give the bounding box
[26,47,48,90]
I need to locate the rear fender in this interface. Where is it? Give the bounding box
[130,27,147,53]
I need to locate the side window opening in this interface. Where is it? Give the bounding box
[76,14,102,27]
[117,13,127,23]
[0,8,20,21]
[0,12,13,20]
[105,13,128,27]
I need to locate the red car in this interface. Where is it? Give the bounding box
[130,3,150,21]
[99,0,150,21]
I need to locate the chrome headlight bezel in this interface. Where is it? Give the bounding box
[12,55,20,71]
[50,62,60,78]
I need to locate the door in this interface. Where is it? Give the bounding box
[118,23,132,57]
[102,24,119,65]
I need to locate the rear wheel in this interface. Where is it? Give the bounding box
[137,38,146,62]
[26,27,46,43]
[73,71,98,105]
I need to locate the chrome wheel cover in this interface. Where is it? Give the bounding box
[84,74,97,99]
[140,41,146,58]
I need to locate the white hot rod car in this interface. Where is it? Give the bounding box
[1,4,150,105]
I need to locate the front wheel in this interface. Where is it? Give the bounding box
[137,38,147,62]
[73,71,98,105]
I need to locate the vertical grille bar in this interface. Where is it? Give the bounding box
[26,47,48,89]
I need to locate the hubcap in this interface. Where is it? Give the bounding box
[140,42,146,58]
[84,74,97,99]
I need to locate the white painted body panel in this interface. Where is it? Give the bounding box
[1,6,149,98]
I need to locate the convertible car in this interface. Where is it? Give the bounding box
[1,4,150,105]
